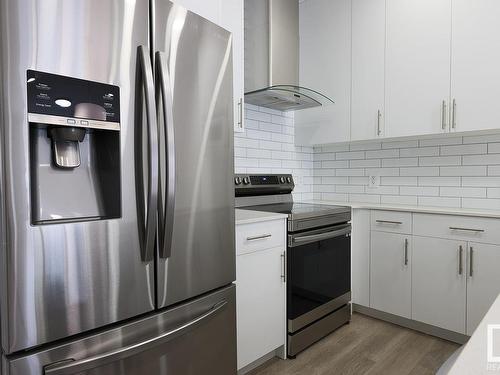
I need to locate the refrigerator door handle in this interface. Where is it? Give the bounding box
[155,51,176,259]
[44,301,228,375]
[135,45,159,262]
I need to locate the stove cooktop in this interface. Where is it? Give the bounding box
[239,202,351,222]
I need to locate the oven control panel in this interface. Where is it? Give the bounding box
[235,174,294,196]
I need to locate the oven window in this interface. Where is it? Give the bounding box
[287,234,350,321]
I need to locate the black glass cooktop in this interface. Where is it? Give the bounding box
[239,202,350,221]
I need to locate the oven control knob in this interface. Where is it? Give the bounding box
[287,177,292,184]
[280,176,286,184]
[234,177,242,185]
[243,177,250,185]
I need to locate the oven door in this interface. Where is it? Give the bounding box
[287,223,351,333]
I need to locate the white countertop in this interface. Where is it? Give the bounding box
[443,294,500,374]
[300,200,500,219]
[235,209,288,225]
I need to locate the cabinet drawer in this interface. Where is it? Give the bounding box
[413,213,500,244]
[236,219,285,255]
[371,210,412,234]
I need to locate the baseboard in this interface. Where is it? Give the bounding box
[238,346,285,375]
[352,303,469,345]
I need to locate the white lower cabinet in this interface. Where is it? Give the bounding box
[466,242,500,335]
[412,236,467,334]
[236,219,286,371]
[370,231,411,318]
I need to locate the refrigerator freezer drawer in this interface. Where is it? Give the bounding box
[4,285,236,375]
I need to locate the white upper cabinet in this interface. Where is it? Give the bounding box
[450,0,500,133]
[295,0,351,146]
[220,0,245,132]
[351,0,386,141]
[385,0,452,138]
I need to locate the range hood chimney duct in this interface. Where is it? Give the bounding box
[244,0,334,112]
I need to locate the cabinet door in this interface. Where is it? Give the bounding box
[295,0,351,145]
[351,0,386,141]
[466,242,500,335]
[236,247,285,370]
[370,231,411,318]
[450,0,500,133]
[412,237,466,333]
[385,0,452,137]
[220,0,244,132]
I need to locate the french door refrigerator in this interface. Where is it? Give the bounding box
[0,0,236,374]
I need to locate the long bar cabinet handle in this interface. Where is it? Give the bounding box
[404,238,409,266]
[458,245,463,275]
[246,234,272,241]
[376,220,403,225]
[449,227,484,233]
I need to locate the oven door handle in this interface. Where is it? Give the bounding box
[289,225,351,247]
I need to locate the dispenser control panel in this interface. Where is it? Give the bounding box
[27,70,120,131]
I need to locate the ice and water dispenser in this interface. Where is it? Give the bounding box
[27,70,121,224]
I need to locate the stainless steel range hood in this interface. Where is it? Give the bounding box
[244,0,334,112]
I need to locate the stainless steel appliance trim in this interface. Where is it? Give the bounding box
[155,51,176,260]
[280,252,285,282]
[43,301,228,375]
[27,113,120,131]
[404,238,409,266]
[469,246,473,277]
[377,109,381,136]
[288,292,351,333]
[135,45,159,262]
[246,234,272,241]
[458,245,463,275]
[442,100,447,130]
[375,220,403,225]
[288,212,351,232]
[288,224,351,248]
[452,98,457,129]
[449,226,484,233]
[287,304,350,357]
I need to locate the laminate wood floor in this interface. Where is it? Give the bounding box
[248,313,460,375]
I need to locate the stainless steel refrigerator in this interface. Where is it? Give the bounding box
[0,0,236,374]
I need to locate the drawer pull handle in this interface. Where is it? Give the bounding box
[404,238,409,266]
[458,245,463,275]
[246,234,272,241]
[376,220,403,225]
[449,227,484,233]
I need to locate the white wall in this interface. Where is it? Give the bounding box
[312,133,500,210]
[234,105,314,200]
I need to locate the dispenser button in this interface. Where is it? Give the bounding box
[67,119,76,124]
[80,120,89,126]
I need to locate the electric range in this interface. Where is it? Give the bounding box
[235,174,352,358]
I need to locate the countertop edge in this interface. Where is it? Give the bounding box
[299,200,500,219]
[235,209,288,225]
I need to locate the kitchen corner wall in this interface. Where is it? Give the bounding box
[234,104,314,201]
[313,133,500,210]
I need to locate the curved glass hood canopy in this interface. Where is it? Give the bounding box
[244,0,335,112]
[245,85,334,112]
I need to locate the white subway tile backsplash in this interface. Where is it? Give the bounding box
[440,187,486,198]
[350,159,381,168]
[419,156,461,166]
[400,167,440,176]
[418,177,461,187]
[237,110,500,208]
[400,147,439,157]
[418,196,461,208]
[419,136,463,147]
[441,144,487,156]
[365,149,399,159]
[439,166,487,176]
[336,151,366,160]
[463,154,500,165]
[382,158,418,167]
[381,195,418,206]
